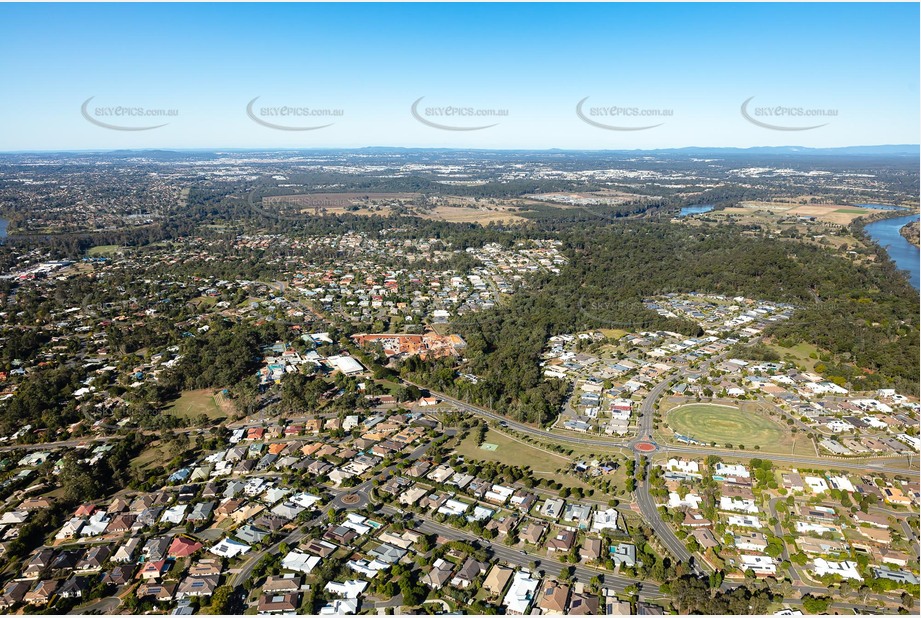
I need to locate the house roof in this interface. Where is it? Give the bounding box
[258,592,299,612]
[423,559,454,588]
[569,592,600,615]
[483,563,514,595]
[168,537,204,558]
[538,581,570,612]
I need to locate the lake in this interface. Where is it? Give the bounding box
[678,204,714,217]
[0,218,7,241]
[855,203,909,212]
[864,213,920,290]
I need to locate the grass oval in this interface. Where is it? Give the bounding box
[667,403,785,449]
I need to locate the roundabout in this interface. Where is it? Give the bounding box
[329,488,371,511]
[633,441,658,454]
[340,493,362,506]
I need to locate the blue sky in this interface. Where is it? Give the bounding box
[0,2,918,150]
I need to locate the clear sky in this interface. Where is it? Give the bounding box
[0,2,918,151]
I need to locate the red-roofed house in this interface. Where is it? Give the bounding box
[75,504,96,518]
[138,560,169,580]
[168,537,203,558]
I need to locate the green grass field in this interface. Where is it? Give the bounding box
[131,442,170,471]
[165,389,226,421]
[87,244,120,257]
[666,403,786,450]
[455,428,592,490]
[766,341,820,371]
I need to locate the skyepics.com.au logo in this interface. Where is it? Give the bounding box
[576,97,673,131]
[411,97,508,131]
[81,97,178,131]
[740,96,837,131]
[246,97,344,131]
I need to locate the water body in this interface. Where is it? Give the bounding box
[855,203,908,211]
[0,219,6,241]
[864,213,920,290]
[678,204,714,217]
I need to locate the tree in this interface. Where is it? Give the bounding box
[709,570,724,589]
[801,594,831,614]
[58,456,104,505]
[206,586,234,614]
[397,384,422,403]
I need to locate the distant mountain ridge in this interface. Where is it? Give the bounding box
[3,144,918,156]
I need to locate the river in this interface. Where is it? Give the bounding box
[864,213,920,290]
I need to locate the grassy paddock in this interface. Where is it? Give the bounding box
[454,428,593,490]
[87,244,121,257]
[165,389,227,420]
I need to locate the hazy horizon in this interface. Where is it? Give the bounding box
[2,144,919,155]
[1,3,918,151]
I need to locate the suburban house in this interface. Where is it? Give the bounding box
[450,556,487,589]
[422,558,454,589]
[483,563,514,597]
[546,529,576,553]
[569,592,600,615]
[537,580,570,614]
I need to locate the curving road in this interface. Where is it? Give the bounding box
[631,377,698,571]
[406,376,699,569]
[405,366,914,574]
[406,380,915,475]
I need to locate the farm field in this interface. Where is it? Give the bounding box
[264,192,526,224]
[415,205,526,224]
[726,200,876,224]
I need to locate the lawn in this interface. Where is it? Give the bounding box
[87,244,120,257]
[454,428,592,490]
[666,403,788,451]
[165,389,227,421]
[766,340,821,371]
[190,296,218,309]
[456,428,570,470]
[131,442,170,471]
[375,379,401,395]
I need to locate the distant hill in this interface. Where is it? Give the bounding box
[629,145,920,157]
[3,144,919,157]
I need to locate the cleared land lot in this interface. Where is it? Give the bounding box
[454,428,592,490]
[415,205,526,224]
[263,193,526,224]
[165,389,227,421]
[87,244,120,256]
[765,340,821,371]
[729,201,876,225]
[666,403,788,451]
[131,441,170,472]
